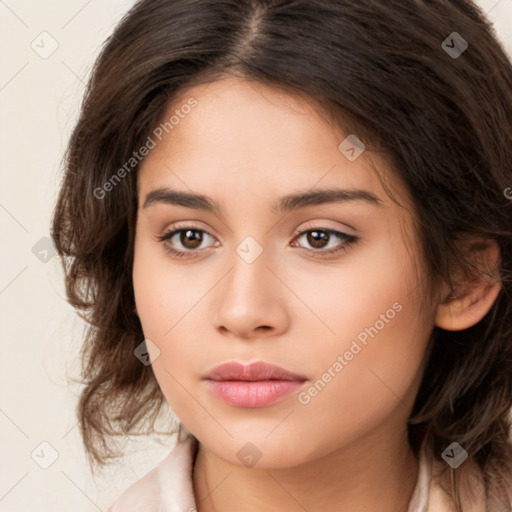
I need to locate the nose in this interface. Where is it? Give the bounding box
[212,243,290,340]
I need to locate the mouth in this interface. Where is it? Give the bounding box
[202,361,308,408]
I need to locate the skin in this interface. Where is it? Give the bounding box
[132,76,501,512]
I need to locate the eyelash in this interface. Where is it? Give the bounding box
[157,224,359,260]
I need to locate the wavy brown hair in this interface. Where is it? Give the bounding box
[50,0,512,508]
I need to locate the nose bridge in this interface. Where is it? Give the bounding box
[212,230,288,336]
[235,234,266,267]
[226,232,273,303]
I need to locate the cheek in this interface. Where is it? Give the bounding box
[291,301,429,463]
[293,239,429,427]
[291,230,422,357]
[132,238,205,399]
[133,237,200,341]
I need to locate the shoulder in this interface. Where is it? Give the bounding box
[108,459,166,512]
[424,442,512,512]
[109,435,198,512]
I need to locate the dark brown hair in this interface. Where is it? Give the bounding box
[51,0,512,508]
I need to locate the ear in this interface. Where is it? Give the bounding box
[435,238,502,332]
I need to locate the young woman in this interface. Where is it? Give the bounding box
[50,1,512,511]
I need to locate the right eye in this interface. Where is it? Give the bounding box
[157,225,219,259]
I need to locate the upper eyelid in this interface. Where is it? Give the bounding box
[160,224,215,239]
[160,222,352,234]
[162,217,355,233]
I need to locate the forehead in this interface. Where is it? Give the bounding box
[137,77,405,210]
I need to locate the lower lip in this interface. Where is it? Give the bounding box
[205,379,306,408]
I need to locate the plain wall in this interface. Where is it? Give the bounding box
[0,1,511,510]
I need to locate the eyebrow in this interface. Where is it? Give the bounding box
[142,186,383,214]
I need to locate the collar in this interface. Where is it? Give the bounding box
[110,434,511,512]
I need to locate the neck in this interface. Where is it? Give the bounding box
[192,429,419,512]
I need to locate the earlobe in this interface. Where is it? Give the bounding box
[434,238,502,332]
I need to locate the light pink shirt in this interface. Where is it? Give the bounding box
[110,435,512,512]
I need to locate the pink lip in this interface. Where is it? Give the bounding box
[203,361,307,408]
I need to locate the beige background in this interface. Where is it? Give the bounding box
[0,1,511,510]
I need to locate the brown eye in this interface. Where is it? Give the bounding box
[291,228,359,257]
[305,230,330,249]
[157,226,217,258]
[179,229,203,249]
[157,225,358,260]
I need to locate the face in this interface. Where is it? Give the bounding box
[132,76,436,468]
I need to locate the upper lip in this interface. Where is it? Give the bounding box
[203,361,307,382]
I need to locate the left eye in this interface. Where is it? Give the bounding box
[291,229,358,253]
[157,226,359,259]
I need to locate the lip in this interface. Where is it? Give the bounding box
[203,361,308,408]
[204,361,307,382]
